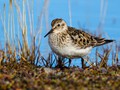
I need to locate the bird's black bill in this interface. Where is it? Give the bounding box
[44,29,53,38]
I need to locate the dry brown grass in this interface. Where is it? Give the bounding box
[0,1,120,90]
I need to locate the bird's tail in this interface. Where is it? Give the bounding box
[94,37,115,47]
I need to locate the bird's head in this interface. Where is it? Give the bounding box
[44,18,67,37]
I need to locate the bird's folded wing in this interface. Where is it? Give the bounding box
[67,27,113,49]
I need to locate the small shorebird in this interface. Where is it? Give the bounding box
[44,18,114,66]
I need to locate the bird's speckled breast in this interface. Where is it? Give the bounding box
[48,32,71,56]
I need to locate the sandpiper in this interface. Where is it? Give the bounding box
[44,18,114,66]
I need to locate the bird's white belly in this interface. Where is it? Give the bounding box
[50,43,92,58]
[63,46,92,58]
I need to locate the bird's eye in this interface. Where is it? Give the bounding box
[57,24,60,27]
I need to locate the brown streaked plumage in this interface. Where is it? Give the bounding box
[67,26,114,49]
[44,18,114,61]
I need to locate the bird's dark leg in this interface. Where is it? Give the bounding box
[57,56,63,68]
[81,57,86,69]
[68,59,71,67]
[81,57,93,68]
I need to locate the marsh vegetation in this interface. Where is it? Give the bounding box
[0,0,120,89]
